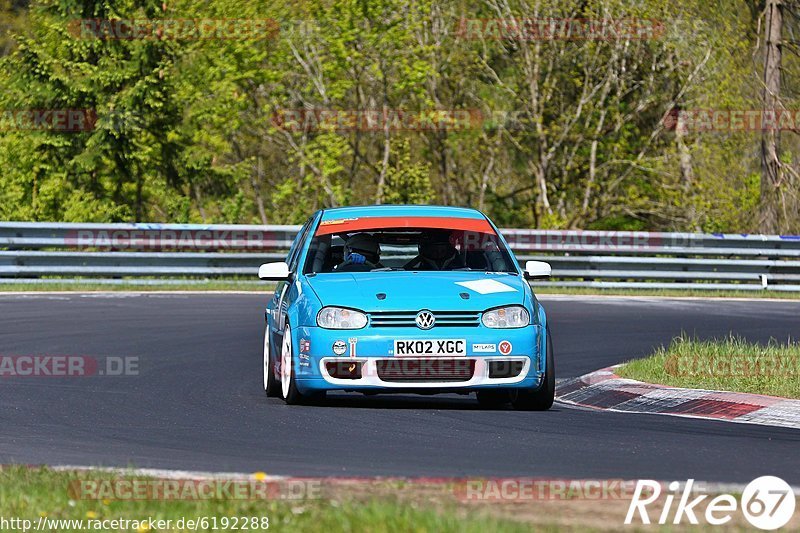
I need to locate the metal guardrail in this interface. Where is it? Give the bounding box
[1,221,800,291]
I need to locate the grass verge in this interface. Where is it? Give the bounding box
[0,466,535,533]
[1,466,780,532]
[617,335,800,399]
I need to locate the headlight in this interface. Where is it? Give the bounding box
[482,306,530,328]
[317,307,368,329]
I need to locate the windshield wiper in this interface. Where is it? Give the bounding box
[370,267,405,272]
[452,267,516,274]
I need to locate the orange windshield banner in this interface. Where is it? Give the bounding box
[315,216,496,236]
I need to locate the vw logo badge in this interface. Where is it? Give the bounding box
[415,310,435,330]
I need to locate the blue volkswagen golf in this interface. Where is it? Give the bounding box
[260,205,554,410]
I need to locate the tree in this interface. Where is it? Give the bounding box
[759,0,786,231]
[1,0,796,232]
[758,0,800,232]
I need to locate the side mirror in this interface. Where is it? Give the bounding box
[524,260,551,280]
[258,262,291,281]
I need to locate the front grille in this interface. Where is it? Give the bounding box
[369,311,480,328]
[376,358,475,383]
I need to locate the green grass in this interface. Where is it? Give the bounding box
[0,466,540,533]
[617,335,800,398]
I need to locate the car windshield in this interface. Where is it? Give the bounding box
[303,224,518,274]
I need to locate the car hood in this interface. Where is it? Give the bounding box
[306,271,526,311]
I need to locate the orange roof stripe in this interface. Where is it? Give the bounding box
[315,216,495,236]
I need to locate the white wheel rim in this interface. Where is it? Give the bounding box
[281,329,292,399]
[262,328,270,391]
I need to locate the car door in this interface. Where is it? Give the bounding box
[267,214,317,338]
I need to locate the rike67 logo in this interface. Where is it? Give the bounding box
[626,476,796,530]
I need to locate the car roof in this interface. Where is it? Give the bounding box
[319,205,486,221]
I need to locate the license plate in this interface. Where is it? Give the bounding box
[394,339,466,357]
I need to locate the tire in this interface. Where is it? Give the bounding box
[280,324,325,405]
[512,325,555,411]
[476,390,511,408]
[263,327,281,397]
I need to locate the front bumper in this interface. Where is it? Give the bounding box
[291,324,545,393]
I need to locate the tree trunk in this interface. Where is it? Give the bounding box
[759,0,784,233]
[676,108,697,230]
[193,182,207,222]
[251,156,268,224]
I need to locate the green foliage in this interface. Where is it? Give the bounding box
[0,0,796,231]
[381,138,434,204]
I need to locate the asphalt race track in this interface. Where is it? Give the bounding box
[1,293,798,483]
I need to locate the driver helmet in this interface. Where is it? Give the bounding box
[344,233,380,263]
[419,231,458,266]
